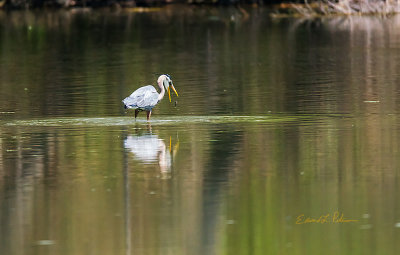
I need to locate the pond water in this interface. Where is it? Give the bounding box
[1,7,400,255]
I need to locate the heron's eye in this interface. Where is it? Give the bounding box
[169,81,172,85]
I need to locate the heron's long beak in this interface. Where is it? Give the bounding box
[167,83,178,103]
[171,84,179,97]
[168,87,171,102]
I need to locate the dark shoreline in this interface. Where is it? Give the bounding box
[0,0,273,10]
[1,0,399,17]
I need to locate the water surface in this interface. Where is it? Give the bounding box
[1,7,400,255]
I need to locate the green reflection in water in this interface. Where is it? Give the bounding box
[1,114,400,255]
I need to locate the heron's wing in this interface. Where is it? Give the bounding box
[123,85,159,110]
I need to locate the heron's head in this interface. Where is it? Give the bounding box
[158,74,179,102]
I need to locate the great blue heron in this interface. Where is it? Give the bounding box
[122,74,179,121]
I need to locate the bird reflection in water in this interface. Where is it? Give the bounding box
[124,132,179,177]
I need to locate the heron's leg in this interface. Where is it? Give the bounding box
[146,111,151,121]
[134,110,139,120]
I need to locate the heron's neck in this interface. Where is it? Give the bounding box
[157,82,165,101]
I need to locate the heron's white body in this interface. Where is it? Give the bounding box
[123,85,162,111]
